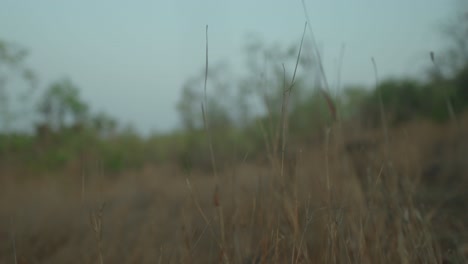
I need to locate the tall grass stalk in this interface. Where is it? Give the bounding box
[10,216,17,264]
[199,24,228,263]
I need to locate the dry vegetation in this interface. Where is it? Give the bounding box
[0,112,467,264]
[1,7,468,263]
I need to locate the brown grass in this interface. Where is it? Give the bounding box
[0,114,467,263]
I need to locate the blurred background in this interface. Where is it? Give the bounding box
[0,0,467,263]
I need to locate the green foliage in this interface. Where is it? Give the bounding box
[2,8,468,176]
[360,79,424,125]
[452,64,468,109]
[357,78,463,126]
[174,38,324,169]
[37,78,89,131]
[0,133,34,157]
[91,112,118,138]
[339,86,369,119]
[289,89,336,140]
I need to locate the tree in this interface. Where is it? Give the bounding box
[439,1,468,75]
[37,78,89,132]
[359,79,426,126]
[91,112,118,138]
[241,36,317,124]
[176,62,235,132]
[428,2,468,117]
[447,3,468,111]
[0,40,37,132]
[175,35,327,168]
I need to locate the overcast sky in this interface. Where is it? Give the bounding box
[0,0,457,134]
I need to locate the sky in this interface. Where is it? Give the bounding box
[0,0,457,134]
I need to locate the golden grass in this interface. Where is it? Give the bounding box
[0,115,467,263]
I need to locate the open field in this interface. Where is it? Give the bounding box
[1,2,467,263]
[1,114,467,264]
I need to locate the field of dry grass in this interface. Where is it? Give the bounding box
[0,114,467,263]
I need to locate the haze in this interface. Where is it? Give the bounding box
[0,0,455,134]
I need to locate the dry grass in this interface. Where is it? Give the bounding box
[0,114,467,263]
